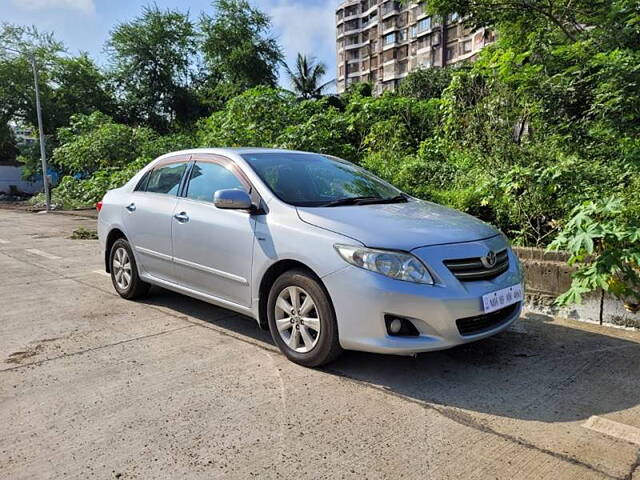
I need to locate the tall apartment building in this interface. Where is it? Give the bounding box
[335,0,494,94]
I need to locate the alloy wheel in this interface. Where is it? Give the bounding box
[112,246,132,291]
[274,286,321,353]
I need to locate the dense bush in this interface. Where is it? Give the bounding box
[550,195,640,311]
[31,113,194,208]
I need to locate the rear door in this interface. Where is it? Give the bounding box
[171,154,257,308]
[122,156,190,282]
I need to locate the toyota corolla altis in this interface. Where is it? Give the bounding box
[97,148,523,366]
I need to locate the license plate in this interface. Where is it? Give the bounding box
[482,284,523,313]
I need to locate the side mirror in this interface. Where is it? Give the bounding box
[213,189,252,210]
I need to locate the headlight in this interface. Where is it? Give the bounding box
[334,244,434,285]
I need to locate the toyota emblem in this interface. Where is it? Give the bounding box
[481,251,497,268]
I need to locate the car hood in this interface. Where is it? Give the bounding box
[296,199,499,251]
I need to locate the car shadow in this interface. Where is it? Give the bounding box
[140,286,274,345]
[140,287,640,423]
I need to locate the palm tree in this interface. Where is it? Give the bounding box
[285,53,334,99]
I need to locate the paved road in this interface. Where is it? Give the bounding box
[1,208,639,479]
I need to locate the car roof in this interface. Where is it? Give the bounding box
[157,147,317,159]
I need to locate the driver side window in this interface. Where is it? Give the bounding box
[185,161,245,203]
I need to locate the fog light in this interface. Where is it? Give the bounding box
[389,318,402,334]
[384,315,420,337]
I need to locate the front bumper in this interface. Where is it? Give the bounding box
[322,238,523,355]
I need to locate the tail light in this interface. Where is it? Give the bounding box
[96,201,103,212]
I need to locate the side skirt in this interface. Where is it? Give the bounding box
[140,273,258,320]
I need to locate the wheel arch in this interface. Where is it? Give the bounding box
[257,259,333,330]
[104,228,128,273]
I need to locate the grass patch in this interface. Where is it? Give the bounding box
[71,227,98,240]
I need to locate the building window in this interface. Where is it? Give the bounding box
[446,45,457,61]
[447,12,460,23]
[417,17,431,32]
[383,32,396,45]
[462,40,472,53]
[347,35,360,45]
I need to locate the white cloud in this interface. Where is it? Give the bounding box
[12,0,96,14]
[260,0,341,89]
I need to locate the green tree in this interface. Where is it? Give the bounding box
[200,0,283,93]
[0,122,18,162]
[197,87,299,147]
[285,54,333,99]
[49,54,115,126]
[51,112,157,175]
[397,66,455,100]
[0,24,62,134]
[107,5,198,131]
[418,0,602,42]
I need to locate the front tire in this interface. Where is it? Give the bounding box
[109,238,150,300]
[267,269,342,367]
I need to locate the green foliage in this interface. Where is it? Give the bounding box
[0,24,113,135]
[285,54,333,100]
[549,197,640,309]
[107,5,197,131]
[49,54,115,126]
[38,112,193,207]
[200,0,282,91]
[198,87,299,147]
[278,106,357,161]
[0,122,18,162]
[397,66,456,100]
[51,112,157,175]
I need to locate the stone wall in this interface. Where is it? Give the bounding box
[514,247,640,330]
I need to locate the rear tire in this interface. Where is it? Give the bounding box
[109,238,150,300]
[267,269,342,367]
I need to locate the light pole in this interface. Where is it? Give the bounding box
[29,53,51,212]
[1,45,51,212]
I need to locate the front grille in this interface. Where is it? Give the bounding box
[456,303,520,336]
[443,249,509,281]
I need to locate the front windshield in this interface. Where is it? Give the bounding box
[241,152,402,207]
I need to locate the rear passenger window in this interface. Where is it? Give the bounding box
[145,163,188,195]
[186,161,245,202]
[134,170,151,192]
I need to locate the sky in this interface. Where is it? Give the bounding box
[2,0,341,90]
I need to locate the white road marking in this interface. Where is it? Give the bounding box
[583,416,640,446]
[26,248,61,260]
[0,238,9,244]
[92,269,110,277]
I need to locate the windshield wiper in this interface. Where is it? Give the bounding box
[323,194,408,207]
[367,194,408,205]
[323,196,382,207]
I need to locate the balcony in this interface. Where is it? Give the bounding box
[381,5,400,18]
[344,22,360,33]
[344,7,360,19]
[344,38,368,50]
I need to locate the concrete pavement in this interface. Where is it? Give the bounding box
[0,207,639,479]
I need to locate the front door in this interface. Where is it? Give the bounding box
[122,156,189,282]
[171,155,257,308]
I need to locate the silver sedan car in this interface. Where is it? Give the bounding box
[98,148,523,366]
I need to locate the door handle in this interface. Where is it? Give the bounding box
[126,203,136,212]
[174,212,189,223]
